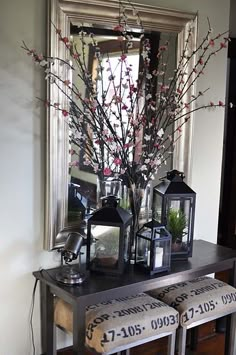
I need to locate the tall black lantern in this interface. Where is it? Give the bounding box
[152,170,196,260]
[87,195,132,275]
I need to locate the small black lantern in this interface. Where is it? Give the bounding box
[135,221,172,275]
[87,195,132,275]
[152,170,196,260]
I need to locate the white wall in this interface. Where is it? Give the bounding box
[0,0,230,354]
[0,0,70,354]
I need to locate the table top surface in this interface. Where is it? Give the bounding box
[34,240,236,303]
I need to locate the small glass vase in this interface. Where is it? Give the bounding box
[96,176,129,208]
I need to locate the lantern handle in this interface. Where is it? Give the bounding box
[101,194,120,207]
[159,169,185,181]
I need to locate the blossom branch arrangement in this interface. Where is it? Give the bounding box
[22,0,229,229]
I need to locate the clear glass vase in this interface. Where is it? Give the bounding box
[128,183,152,233]
[96,177,129,208]
[125,182,152,262]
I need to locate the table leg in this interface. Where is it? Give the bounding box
[225,260,236,355]
[72,300,86,355]
[40,282,56,355]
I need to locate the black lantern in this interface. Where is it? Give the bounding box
[87,195,132,275]
[135,220,172,275]
[152,170,196,260]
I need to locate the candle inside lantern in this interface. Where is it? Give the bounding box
[154,247,163,268]
[147,250,150,267]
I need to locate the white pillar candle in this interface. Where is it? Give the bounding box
[154,247,163,268]
[147,250,150,267]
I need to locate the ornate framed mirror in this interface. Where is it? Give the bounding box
[45,0,197,250]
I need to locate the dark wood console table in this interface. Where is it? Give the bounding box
[34,240,236,355]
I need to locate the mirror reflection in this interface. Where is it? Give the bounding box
[67,25,177,227]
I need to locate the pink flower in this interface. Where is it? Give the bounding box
[220,42,227,49]
[62,109,69,117]
[37,54,44,61]
[73,53,80,59]
[123,143,130,149]
[106,137,114,143]
[61,37,69,44]
[69,160,79,167]
[177,88,182,95]
[219,101,224,106]
[113,158,122,166]
[103,167,112,176]
[210,101,214,106]
[159,45,168,51]
[120,54,127,61]
[113,25,124,32]
[84,159,91,166]
[63,80,70,86]
[209,39,215,47]
[198,58,204,65]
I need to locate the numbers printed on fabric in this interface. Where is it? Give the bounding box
[221,292,236,305]
[100,324,143,346]
[99,314,178,347]
[182,300,216,323]
[112,301,166,317]
[151,314,179,330]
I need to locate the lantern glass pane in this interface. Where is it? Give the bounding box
[124,226,131,262]
[136,237,151,268]
[140,226,152,239]
[89,224,120,269]
[167,198,193,253]
[154,239,171,269]
[152,192,163,222]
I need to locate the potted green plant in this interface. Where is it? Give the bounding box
[167,209,187,252]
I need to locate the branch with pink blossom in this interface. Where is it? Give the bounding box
[22,3,229,197]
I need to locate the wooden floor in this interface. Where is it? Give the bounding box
[58,323,225,355]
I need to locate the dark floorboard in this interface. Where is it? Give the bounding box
[58,332,225,354]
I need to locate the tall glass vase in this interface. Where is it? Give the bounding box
[128,183,152,256]
[96,176,152,260]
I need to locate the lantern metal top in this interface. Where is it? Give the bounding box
[154,169,196,195]
[137,220,172,240]
[89,195,132,225]
[140,220,164,231]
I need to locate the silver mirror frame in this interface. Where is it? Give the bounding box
[45,0,197,250]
